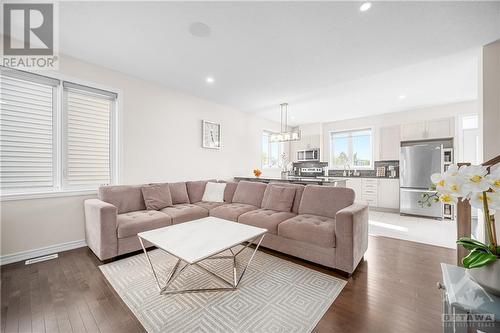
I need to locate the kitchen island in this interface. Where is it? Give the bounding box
[234,176,347,187]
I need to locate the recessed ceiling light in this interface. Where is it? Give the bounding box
[360,2,372,12]
[189,22,211,38]
[399,94,407,100]
[205,77,215,84]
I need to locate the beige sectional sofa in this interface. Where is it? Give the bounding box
[84,180,369,274]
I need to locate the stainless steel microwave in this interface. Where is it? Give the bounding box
[297,149,320,161]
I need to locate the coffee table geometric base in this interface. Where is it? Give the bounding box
[139,234,266,295]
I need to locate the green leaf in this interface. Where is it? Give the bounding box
[462,249,498,269]
[456,237,490,251]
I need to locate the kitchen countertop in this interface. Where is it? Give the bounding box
[234,176,347,184]
[328,175,399,179]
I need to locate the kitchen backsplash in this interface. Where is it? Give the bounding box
[328,160,399,178]
[292,161,328,169]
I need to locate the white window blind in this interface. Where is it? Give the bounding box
[0,70,58,194]
[63,82,117,189]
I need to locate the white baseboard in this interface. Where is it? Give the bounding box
[1,239,87,266]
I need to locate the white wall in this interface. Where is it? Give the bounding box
[320,101,479,164]
[480,40,500,242]
[481,40,500,161]
[1,55,284,257]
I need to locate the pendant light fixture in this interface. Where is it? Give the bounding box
[269,103,301,142]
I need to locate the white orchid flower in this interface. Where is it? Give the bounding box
[432,165,468,198]
[439,193,458,204]
[444,175,467,198]
[431,172,446,191]
[489,190,500,211]
[470,191,497,214]
[460,165,491,193]
[486,167,500,191]
[444,164,459,177]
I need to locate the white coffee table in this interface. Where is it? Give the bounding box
[137,216,267,295]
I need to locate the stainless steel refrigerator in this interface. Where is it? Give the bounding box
[399,140,450,218]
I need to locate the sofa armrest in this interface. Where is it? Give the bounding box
[335,203,369,274]
[84,199,118,261]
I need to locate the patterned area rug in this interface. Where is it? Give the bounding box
[100,247,346,333]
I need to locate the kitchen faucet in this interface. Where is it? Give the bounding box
[344,164,352,177]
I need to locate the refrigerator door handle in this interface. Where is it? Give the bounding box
[400,188,436,193]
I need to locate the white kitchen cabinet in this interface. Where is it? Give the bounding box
[427,117,454,139]
[346,177,399,210]
[345,178,362,201]
[361,178,379,207]
[379,125,401,160]
[400,117,454,141]
[401,122,426,141]
[377,179,400,210]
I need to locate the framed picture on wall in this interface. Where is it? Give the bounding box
[202,120,221,149]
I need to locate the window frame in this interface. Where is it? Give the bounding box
[0,68,122,201]
[261,130,284,170]
[329,127,374,170]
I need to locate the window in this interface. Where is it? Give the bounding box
[262,131,283,169]
[330,129,373,169]
[0,68,118,196]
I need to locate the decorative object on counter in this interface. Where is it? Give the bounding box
[253,169,262,178]
[376,166,386,177]
[281,152,288,172]
[388,165,397,178]
[280,154,289,178]
[202,120,221,149]
[420,164,500,295]
[269,103,301,142]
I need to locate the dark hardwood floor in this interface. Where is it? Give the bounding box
[1,235,454,333]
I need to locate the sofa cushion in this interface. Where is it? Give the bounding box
[117,210,171,238]
[218,180,238,202]
[141,183,173,210]
[186,179,216,203]
[209,203,258,222]
[193,201,226,211]
[160,204,208,224]
[278,214,336,248]
[202,182,226,203]
[298,185,355,218]
[261,185,296,212]
[232,181,267,207]
[169,182,190,204]
[99,185,146,214]
[238,209,296,234]
[265,182,305,213]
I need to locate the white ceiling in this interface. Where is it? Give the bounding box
[58,1,500,125]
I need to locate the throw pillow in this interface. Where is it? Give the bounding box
[168,182,190,204]
[141,184,173,210]
[262,186,296,212]
[202,182,226,203]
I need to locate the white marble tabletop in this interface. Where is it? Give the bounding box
[138,217,267,264]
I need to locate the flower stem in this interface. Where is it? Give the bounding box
[482,191,498,254]
[491,215,498,255]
